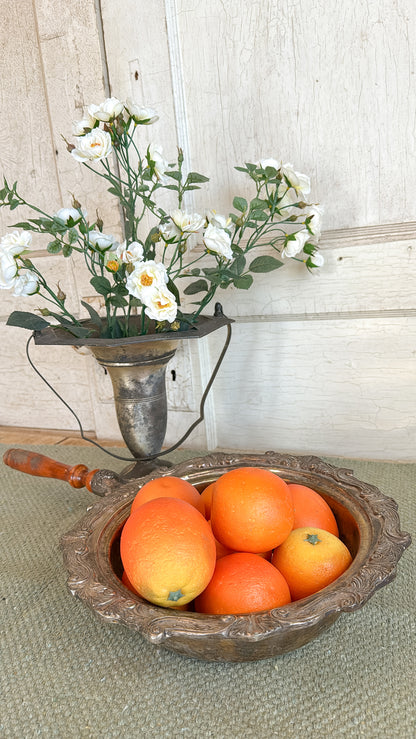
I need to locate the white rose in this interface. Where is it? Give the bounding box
[0,251,18,288]
[114,240,144,264]
[206,210,232,230]
[72,112,96,136]
[282,229,310,258]
[71,130,113,162]
[143,285,178,323]
[280,163,311,197]
[88,231,117,251]
[309,252,324,267]
[257,158,280,170]
[54,207,82,224]
[171,209,205,234]
[125,99,159,125]
[12,270,39,296]
[305,204,324,242]
[159,220,181,243]
[126,260,168,300]
[0,230,32,256]
[148,143,169,184]
[275,181,298,210]
[88,97,124,122]
[203,223,233,261]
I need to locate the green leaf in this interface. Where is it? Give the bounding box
[21,258,34,269]
[62,245,73,257]
[184,279,209,295]
[60,324,92,338]
[90,275,112,296]
[249,255,284,273]
[112,282,128,296]
[229,254,246,275]
[10,221,33,230]
[233,196,248,213]
[45,313,92,338]
[68,228,78,244]
[249,209,269,221]
[250,198,269,210]
[186,172,209,184]
[81,300,102,327]
[47,241,62,254]
[109,294,128,308]
[264,166,278,176]
[233,275,253,289]
[166,170,182,181]
[167,278,180,305]
[107,186,122,197]
[234,166,248,173]
[6,311,50,331]
[190,268,201,276]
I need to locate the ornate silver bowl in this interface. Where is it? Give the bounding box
[60,451,411,662]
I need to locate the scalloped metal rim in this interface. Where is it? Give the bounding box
[60,451,411,662]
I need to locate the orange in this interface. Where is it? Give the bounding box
[130,475,204,516]
[272,526,352,601]
[194,552,291,615]
[120,497,216,608]
[211,467,294,553]
[288,483,339,536]
[120,570,187,609]
[121,569,139,594]
[208,520,235,559]
[200,482,216,519]
[257,550,274,561]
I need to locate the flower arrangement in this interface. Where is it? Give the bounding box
[0,96,323,339]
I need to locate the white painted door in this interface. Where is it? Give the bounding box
[1,0,415,460]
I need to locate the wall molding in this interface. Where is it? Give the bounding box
[320,221,416,248]
[26,220,416,261]
[231,308,416,324]
[164,0,194,214]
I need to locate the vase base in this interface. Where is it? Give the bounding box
[120,457,173,481]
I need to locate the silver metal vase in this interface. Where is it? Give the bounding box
[33,307,233,479]
[89,338,177,464]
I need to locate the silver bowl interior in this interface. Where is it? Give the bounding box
[61,451,411,662]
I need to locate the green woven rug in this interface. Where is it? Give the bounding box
[0,444,414,738]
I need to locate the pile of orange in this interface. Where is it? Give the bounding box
[120,467,352,615]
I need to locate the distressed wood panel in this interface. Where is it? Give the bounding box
[175,0,416,231]
[0,325,94,430]
[209,318,416,461]
[199,237,416,319]
[0,252,80,319]
[34,0,121,230]
[99,0,181,236]
[0,0,61,244]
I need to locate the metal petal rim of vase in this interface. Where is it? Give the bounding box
[60,450,411,663]
[33,313,233,347]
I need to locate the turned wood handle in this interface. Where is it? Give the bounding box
[3,448,99,492]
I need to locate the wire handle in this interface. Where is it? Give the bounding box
[25,322,232,463]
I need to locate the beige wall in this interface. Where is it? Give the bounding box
[1,0,415,460]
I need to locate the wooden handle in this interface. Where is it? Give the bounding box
[3,448,99,492]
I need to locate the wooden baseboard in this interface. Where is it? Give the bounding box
[0,426,127,447]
